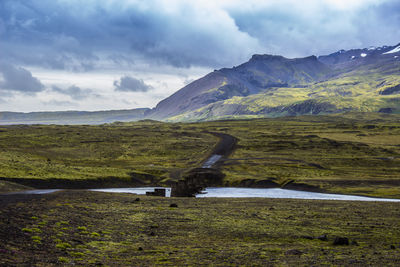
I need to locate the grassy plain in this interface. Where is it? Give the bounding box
[0,113,400,197]
[0,121,217,187]
[1,191,400,266]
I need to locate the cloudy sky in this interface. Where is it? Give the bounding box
[1,0,399,112]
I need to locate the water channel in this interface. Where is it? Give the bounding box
[5,187,400,202]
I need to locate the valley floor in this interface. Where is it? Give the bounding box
[1,113,400,198]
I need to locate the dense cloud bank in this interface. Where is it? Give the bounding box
[1,0,399,71]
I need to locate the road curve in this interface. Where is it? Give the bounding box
[201,132,238,168]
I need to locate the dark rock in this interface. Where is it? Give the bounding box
[135,198,140,202]
[378,107,394,113]
[317,234,328,241]
[379,84,400,95]
[285,249,303,256]
[237,178,280,188]
[390,245,396,250]
[169,203,178,208]
[363,125,376,129]
[351,240,359,246]
[282,181,322,192]
[149,232,155,236]
[308,163,325,169]
[146,188,166,197]
[71,238,84,244]
[254,179,280,188]
[138,247,143,251]
[333,237,349,245]
[301,235,314,240]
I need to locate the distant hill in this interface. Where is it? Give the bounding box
[0,108,150,125]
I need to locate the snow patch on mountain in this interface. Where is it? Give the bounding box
[360,53,367,57]
[383,45,400,54]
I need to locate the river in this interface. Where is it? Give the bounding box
[4,187,400,202]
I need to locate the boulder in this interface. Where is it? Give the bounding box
[333,237,349,245]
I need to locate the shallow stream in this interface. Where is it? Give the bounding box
[5,187,400,202]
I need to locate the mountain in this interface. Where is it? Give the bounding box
[148,43,400,121]
[1,43,399,125]
[148,55,331,120]
[0,108,150,125]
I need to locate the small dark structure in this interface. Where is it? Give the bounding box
[171,168,224,197]
[146,188,166,197]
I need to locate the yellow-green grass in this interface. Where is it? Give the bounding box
[0,122,217,184]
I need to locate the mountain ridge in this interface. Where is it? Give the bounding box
[161,42,400,121]
[148,53,332,120]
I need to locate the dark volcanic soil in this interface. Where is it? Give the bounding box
[1,190,400,266]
